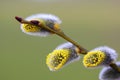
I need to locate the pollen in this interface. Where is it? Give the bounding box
[83,50,106,67]
[53,23,60,31]
[46,49,70,71]
[21,24,40,32]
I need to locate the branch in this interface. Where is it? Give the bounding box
[15,16,88,54]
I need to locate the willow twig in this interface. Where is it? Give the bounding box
[15,16,87,54]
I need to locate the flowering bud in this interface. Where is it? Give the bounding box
[46,42,80,71]
[20,14,61,37]
[99,62,120,80]
[83,46,117,68]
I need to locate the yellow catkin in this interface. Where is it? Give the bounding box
[83,50,106,67]
[21,18,42,32]
[46,49,70,71]
[22,24,41,32]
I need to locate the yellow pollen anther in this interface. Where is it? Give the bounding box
[53,23,60,31]
[46,49,70,71]
[83,50,106,67]
[22,24,40,32]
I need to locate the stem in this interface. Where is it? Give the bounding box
[15,16,87,54]
[109,62,120,72]
[54,31,87,54]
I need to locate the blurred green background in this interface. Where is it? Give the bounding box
[0,0,120,80]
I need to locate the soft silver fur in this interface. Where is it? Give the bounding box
[99,62,120,80]
[20,14,61,37]
[91,46,118,66]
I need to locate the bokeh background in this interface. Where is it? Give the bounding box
[1,0,120,80]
